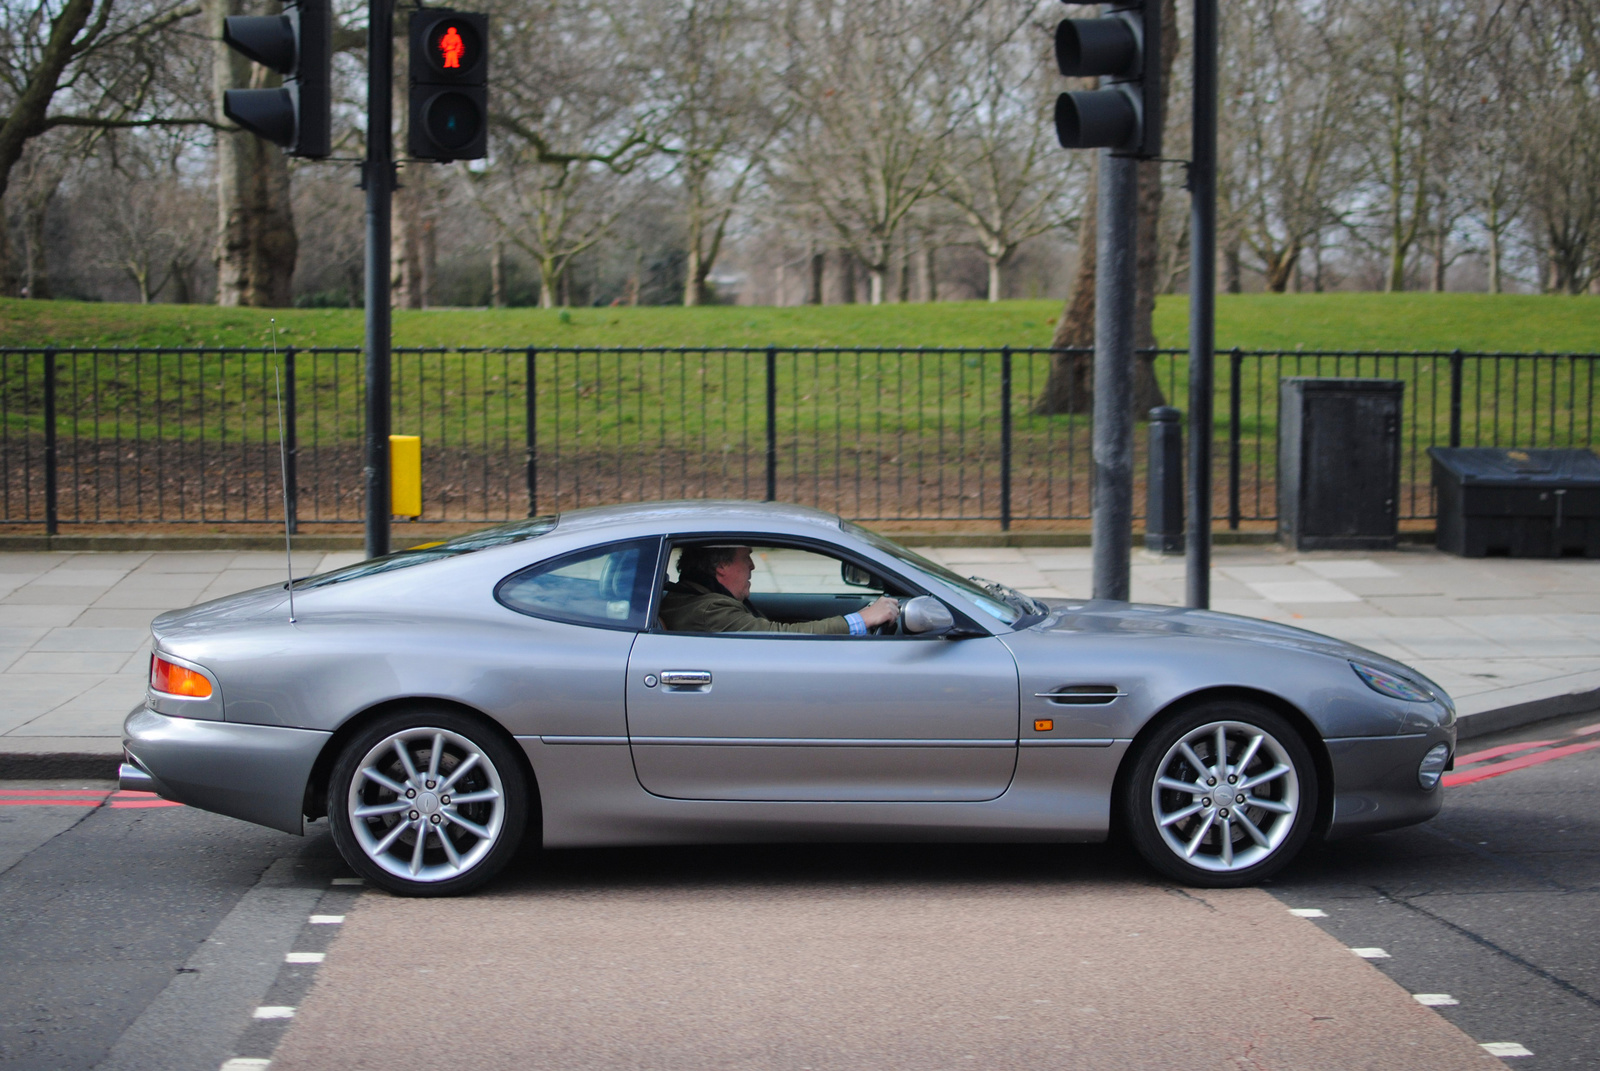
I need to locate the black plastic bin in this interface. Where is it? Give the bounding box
[1429,447,1600,558]
[1278,378,1403,551]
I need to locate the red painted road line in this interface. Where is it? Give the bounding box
[1444,740,1600,787]
[110,800,184,808]
[1454,740,1558,767]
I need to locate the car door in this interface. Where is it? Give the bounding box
[626,542,1020,802]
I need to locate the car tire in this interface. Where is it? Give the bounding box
[328,708,528,897]
[1122,701,1318,888]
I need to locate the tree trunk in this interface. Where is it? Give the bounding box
[22,193,52,299]
[211,0,298,307]
[1264,246,1299,292]
[867,265,884,305]
[683,243,705,306]
[895,242,911,303]
[808,250,824,304]
[1033,171,1096,415]
[1487,211,1501,294]
[0,214,16,298]
[986,257,1001,302]
[839,251,855,304]
[1223,233,1242,293]
[919,239,936,302]
[491,241,506,307]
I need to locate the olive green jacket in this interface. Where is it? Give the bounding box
[659,579,850,634]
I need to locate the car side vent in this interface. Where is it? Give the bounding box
[1035,684,1126,705]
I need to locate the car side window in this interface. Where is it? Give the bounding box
[496,539,659,631]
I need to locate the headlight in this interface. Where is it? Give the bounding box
[1351,661,1434,703]
[1418,743,1450,789]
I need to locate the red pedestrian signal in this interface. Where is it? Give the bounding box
[439,25,465,68]
[409,10,488,161]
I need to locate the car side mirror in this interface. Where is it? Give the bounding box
[903,595,955,635]
[841,562,875,587]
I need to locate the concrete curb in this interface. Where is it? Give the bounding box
[4,690,1593,782]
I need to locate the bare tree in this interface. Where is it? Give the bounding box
[773,0,983,305]
[937,0,1078,301]
[1225,0,1355,292]
[0,0,206,292]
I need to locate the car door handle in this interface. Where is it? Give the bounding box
[659,669,712,687]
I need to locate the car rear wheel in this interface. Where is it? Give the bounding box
[328,709,528,896]
[1123,702,1318,888]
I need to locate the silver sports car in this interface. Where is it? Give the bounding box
[122,501,1455,895]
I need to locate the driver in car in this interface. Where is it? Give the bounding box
[661,545,900,635]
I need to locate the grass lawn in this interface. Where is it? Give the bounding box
[2,291,1598,353]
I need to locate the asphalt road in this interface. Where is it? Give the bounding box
[0,711,1595,1070]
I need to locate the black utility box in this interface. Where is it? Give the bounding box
[1278,377,1403,551]
[1428,447,1600,558]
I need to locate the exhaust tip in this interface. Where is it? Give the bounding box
[119,759,157,794]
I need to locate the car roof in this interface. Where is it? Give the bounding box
[551,500,846,540]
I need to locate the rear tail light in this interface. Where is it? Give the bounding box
[150,655,213,698]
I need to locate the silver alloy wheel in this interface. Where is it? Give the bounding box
[346,726,506,883]
[1149,719,1301,874]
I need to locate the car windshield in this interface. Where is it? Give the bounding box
[842,521,1041,626]
[293,516,558,589]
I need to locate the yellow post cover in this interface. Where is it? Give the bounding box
[390,434,422,517]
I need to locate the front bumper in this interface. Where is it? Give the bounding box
[122,707,332,835]
[1324,730,1453,839]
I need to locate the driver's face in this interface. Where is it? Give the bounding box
[714,547,755,600]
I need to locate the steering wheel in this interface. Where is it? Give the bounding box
[867,601,904,636]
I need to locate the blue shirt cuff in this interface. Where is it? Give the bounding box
[845,612,866,636]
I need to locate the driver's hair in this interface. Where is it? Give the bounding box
[677,544,744,583]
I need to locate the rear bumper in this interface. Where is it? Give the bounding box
[122,707,331,835]
[1324,731,1452,839]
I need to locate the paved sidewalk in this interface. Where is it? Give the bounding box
[0,545,1596,769]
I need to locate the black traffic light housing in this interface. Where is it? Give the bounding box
[409,9,489,161]
[222,0,331,158]
[1054,0,1161,159]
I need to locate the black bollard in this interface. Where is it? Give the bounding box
[1146,406,1184,554]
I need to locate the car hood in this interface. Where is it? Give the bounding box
[1029,598,1447,697]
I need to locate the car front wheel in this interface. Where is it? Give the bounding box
[1123,702,1318,887]
[328,709,528,896]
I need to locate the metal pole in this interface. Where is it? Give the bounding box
[1185,0,1217,609]
[765,347,777,501]
[43,349,57,536]
[363,0,394,560]
[283,346,298,534]
[1000,346,1013,532]
[525,348,538,515]
[1449,348,1464,448]
[1092,149,1136,602]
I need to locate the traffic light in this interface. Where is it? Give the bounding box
[409,10,489,161]
[1053,0,1161,159]
[221,0,331,158]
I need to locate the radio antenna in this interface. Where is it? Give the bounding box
[270,319,296,623]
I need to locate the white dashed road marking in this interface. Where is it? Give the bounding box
[284,952,325,964]
[252,1006,296,1020]
[1288,908,1328,918]
[1413,993,1460,1006]
[1350,947,1391,958]
[219,1060,271,1070]
[308,915,345,924]
[1480,1042,1534,1058]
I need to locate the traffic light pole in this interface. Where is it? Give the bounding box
[363,0,394,560]
[1185,0,1217,608]
[1091,148,1138,602]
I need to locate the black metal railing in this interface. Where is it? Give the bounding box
[1,346,1594,531]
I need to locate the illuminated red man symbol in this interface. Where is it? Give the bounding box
[438,25,465,68]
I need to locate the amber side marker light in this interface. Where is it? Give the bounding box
[1034,719,1054,732]
[151,655,213,698]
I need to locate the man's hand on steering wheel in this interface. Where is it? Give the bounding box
[860,595,900,634]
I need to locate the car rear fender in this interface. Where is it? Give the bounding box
[302,697,541,841]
